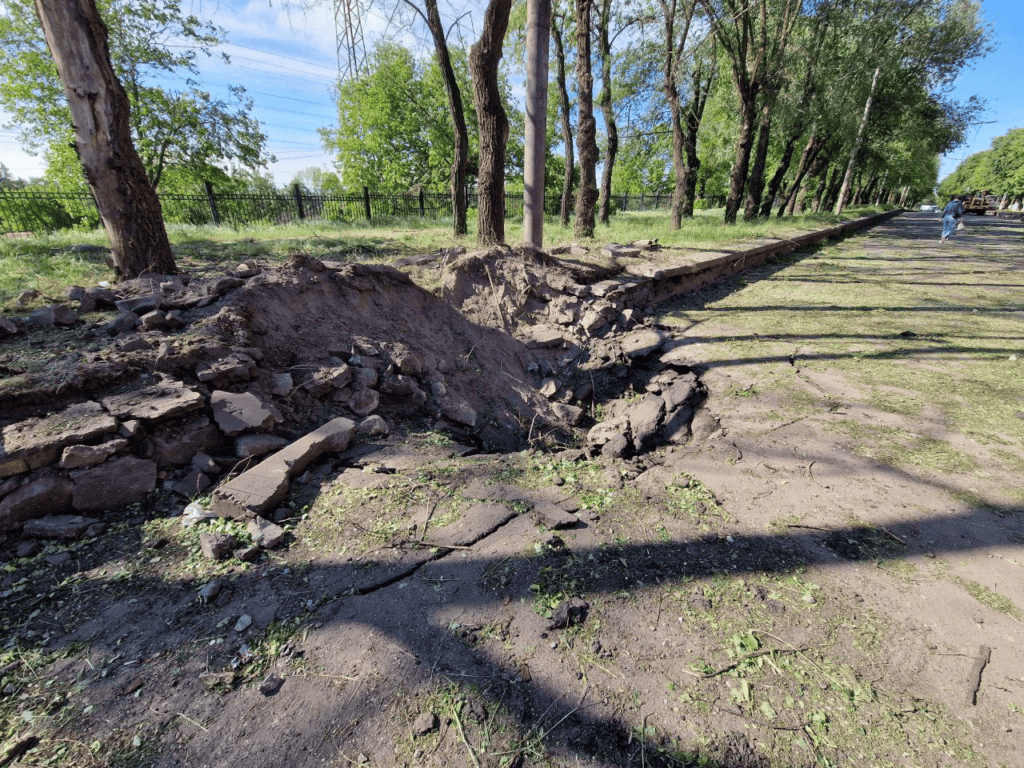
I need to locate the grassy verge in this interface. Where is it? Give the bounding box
[1,206,889,310]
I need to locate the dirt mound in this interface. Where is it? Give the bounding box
[193,259,555,450]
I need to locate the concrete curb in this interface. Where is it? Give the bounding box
[587,209,903,311]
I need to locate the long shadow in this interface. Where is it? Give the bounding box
[6,454,1022,768]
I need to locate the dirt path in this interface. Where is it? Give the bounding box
[2,212,1022,768]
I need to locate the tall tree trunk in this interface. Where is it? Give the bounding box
[34,0,176,279]
[421,0,470,236]
[783,139,825,216]
[724,92,757,224]
[523,0,551,246]
[573,0,599,239]
[469,0,513,246]
[659,0,695,230]
[682,47,715,217]
[761,131,798,218]
[596,0,616,225]
[551,14,575,227]
[834,64,880,215]
[743,93,775,220]
[811,160,836,213]
[822,164,844,211]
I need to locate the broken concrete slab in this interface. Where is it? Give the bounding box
[534,503,579,530]
[101,380,204,422]
[150,416,223,466]
[171,470,211,498]
[22,515,100,539]
[628,394,666,452]
[196,354,258,386]
[60,439,128,470]
[619,329,667,360]
[248,517,285,548]
[348,388,380,417]
[521,326,565,349]
[0,477,74,532]
[200,532,237,560]
[235,434,289,459]
[601,244,642,259]
[1,401,118,477]
[426,502,519,548]
[210,417,355,519]
[210,391,281,436]
[71,456,157,512]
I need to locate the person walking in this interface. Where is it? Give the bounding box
[940,195,964,243]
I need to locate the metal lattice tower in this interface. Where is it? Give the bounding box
[334,0,367,81]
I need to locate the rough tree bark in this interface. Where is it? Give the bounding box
[596,0,617,225]
[573,0,599,239]
[778,129,822,217]
[34,0,177,279]
[551,13,575,227]
[681,49,715,217]
[743,91,778,220]
[469,0,513,246]
[659,0,695,229]
[523,0,551,246]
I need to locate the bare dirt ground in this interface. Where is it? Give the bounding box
[1,212,1022,768]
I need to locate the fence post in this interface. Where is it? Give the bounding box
[419,189,425,218]
[293,184,305,220]
[362,186,372,221]
[204,181,220,225]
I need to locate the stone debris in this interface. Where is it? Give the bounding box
[235,434,290,459]
[200,532,237,559]
[1,401,118,478]
[412,711,439,736]
[233,614,253,632]
[22,515,100,539]
[547,597,589,630]
[71,457,157,512]
[259,674,284,695]
[211,418,355,518]
[0,478,74,531]
[59,440,127,470]
[247,517,285,549]
[210,391,281,436]
[101,381,204,422]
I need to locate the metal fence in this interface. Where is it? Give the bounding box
[0,184,676,235]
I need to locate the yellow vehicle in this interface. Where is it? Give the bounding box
[963,190,1000,215]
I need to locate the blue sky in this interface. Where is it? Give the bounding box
[937,0,1024,180]
[0,0,1019,186]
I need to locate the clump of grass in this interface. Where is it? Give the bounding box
[952,577,1024,623]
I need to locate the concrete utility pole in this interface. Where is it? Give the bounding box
[523,0,551,248]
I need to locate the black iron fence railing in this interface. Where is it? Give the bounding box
[0,184,677,235]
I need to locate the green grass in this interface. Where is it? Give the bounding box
[1,205,890,308]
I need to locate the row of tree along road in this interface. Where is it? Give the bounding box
[0,0,995,278]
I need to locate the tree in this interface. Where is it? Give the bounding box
[398,0,472,236]
[32,0,176,278]
[470,0,514,246]
[322,42,481,194]
[550,4,576,226]
[696,0,802,224]
[573,0,600,239]
[523,0,552,246]
[0,0,270,190]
